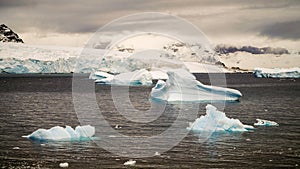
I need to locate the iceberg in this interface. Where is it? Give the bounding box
[59,162,69,168]
[23,125,95,141]
[254,119,279,126]
[149,70,168,80]
[187,104,254,132]
[151,69,242,102]
[254,67,300,78]
[91,69,153,86]
[124,160,136,166]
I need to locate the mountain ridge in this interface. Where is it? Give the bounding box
[0,24,24,43]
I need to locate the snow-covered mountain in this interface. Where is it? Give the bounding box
[0,24,23,43]
[0,41,226,74]
[0,32,298,74]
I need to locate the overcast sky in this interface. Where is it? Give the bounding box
[1,0,300,49]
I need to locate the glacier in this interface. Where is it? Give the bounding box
[23,125,95,141]
[0,43,224,74]
[254,67,300,78]
[90,69,152,86]
[150,69,242,102]
[187,104,254,132]
[254,119,279,126]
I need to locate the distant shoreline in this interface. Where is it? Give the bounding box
[0,72,251,78]
[0,73,88,78]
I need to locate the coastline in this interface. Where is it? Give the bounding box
[0,73,297,93]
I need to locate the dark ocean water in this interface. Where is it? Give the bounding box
[0,73,299,168]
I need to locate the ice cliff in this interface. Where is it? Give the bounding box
[0,43,222,74]
[254,67,300,78]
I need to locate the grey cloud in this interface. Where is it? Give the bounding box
[0,0,300,42]
[260,20,300,40]
[0,0,36,8]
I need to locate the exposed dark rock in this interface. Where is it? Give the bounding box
[215,44,289,55]
[0,24,24,43]
[215,61,225,67]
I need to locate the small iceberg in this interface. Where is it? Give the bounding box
[254,119,279,126]
[254,67,300,78]
[187,104,254,132]
[59,162,69,168]
[23,125,95,141]
[124,160,136,166]
[90,69,152,86]
[151,69,242,102]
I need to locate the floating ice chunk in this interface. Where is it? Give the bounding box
[254,67,300,78]
[23,125,95,141]
[89,71,114,80]
[187,104,254,132]
[151,69,242,102]
[92,69,152,86]
[59,162,69,168]
[254,119,279,126]
[114,125,122,129]
[154,152,161,156]
[124,160,136,166]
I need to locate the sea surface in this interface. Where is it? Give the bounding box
[0,73,299,168]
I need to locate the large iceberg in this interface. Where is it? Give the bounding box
[23,125,95,141]
[254,67,300,78]
[90,69,153,86]
[151,69,242,102]
[187,104,254,132]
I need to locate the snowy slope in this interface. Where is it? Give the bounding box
[219,51,300,71]
[0,43,224,74]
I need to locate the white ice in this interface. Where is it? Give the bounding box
[187,104,254,132]
[151,69,242,102]
[59,162,69,168]
[254,119,279,126]
[89,71,114,80]
[254,67,300,78]
[91,69,152,86]
[124,160,136,166]
[23,125,95,141]
[0,43,223,74]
